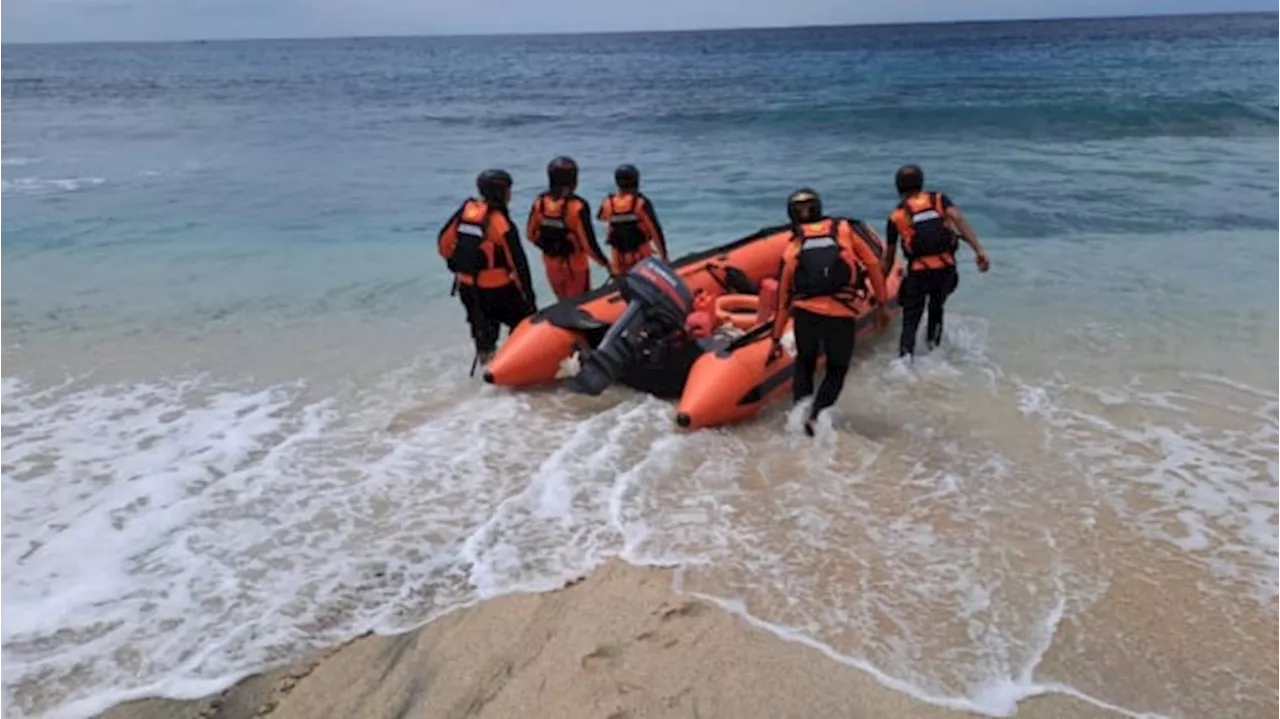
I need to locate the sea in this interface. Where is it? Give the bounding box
[2,11,1277,719]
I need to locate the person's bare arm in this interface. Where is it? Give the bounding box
[945,205,989,271]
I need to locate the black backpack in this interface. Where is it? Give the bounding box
[900,192,956,259]
[447,205,491,277]
[537,196,576,258]
[606,194,646,252]
[792,224,854,299]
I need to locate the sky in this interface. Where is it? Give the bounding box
[2,0,1274,44]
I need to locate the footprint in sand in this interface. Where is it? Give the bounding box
[657,600,707,621]
[580,643,624,672]
[624,601,708,650]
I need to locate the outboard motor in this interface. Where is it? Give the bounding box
[568,257,695,396]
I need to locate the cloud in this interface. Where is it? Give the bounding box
[2,0,1273,44]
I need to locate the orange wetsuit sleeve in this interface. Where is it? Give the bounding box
[843,221,887,305]
[500,211,536,306]
[771,251,795,343]
[638,194,668,260]
[437,204,463,259]
[572,198,609,268]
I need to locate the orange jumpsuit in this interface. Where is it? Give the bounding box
[527,192,609,301]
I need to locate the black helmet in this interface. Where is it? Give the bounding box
[614,163,639,187]
[786,187,822,222]
[895,164,924,195]
[547,156,578,188]
[476,169,512,203]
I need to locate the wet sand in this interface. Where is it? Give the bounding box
[100,560,1119,719]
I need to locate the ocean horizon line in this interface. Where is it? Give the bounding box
[3,8,1274,48]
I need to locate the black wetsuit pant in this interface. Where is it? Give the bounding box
[792,307,858,421]
[899,267,958,357]
[457,283,533,354]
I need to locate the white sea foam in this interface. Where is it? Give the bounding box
[1016,372,1280,606]
[2,315,1274,719]
[616,354,1092,715]
[1,176,106,196]
[1,362,690,719]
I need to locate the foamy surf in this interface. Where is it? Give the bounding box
[1017,372,1280,607]
[1,156,40,166]
[2,361,720,718]
[2,314,1276,719]
[1,176,106,196]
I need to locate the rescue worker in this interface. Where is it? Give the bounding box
[882,164,990,358]
[769,188,889,437]
[597,163,668,276]
[526,156,609,300]
[437,168,537,370]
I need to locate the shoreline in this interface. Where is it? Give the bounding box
[99,560,1127,719]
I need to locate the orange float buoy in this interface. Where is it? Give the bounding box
[684,310,714,339]
[757,278,778,324]
[714,294,761,331]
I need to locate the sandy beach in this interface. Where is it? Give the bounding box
[100,560,1125,719]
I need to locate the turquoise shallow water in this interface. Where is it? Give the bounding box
[3,12,1278,719]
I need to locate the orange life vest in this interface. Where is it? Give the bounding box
[602,193,648,253]
[531,195,578,258]
[438,199,515,289]
[891,191,957,271]
[786,218,864,302]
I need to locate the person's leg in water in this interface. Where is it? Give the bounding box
[486,283,535,335]
[925,268,959,350]
[806,314,857,436]
[898,271,927,358]
[792,308,823,406]
[459,284,501,367]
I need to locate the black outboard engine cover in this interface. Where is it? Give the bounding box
[568,257,695,396]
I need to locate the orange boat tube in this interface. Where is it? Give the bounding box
[675,259,905,430]
[483,224,796,388]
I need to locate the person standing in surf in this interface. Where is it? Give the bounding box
[597,163,668,276]
[526,156,610,300]
[438,169,538,370]
[882,164,990,358]
[770,188,890,436]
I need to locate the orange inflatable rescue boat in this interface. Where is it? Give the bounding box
[483,224,797,388]
[674,276,902,430]
[483,222,904,430]
[674,220,903,429]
